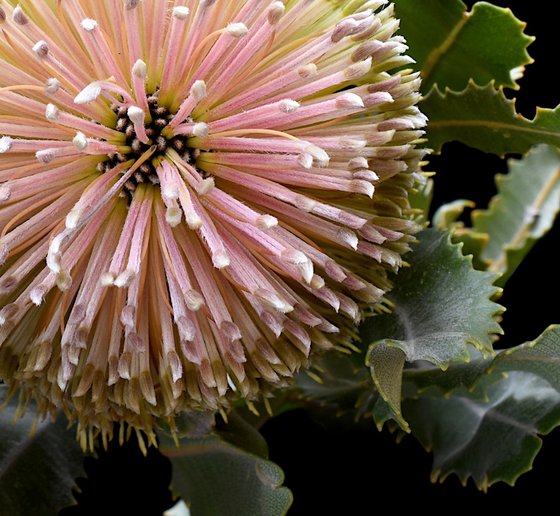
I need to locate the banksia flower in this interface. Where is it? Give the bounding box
[0,0,425,444]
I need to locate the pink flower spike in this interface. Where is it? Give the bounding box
[0,0,425,442]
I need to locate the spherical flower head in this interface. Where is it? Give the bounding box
[0,0,425,444]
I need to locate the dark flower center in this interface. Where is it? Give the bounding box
[100,91,191,201]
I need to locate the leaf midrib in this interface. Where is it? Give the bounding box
[487,166,560,271]
[429,119,559,138]
[422,12,470,86]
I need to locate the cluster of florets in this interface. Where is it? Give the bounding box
[0,0,425,446]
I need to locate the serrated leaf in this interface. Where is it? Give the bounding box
[451,228,490,270]
[159,423,292,516]
[432,201,493,269]
[0,387,85,516]
[394,0,533,91]
[471,145,560,284]
[404,347,491,396]
[403,325,560,490]
[362,229,503,428]
[362,228,502,364]
[423,82,560,155]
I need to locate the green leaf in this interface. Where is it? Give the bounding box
[404,347,491,395]
[423,82,560,155]
[394,0,533,91]
[451,228,490,270]
[0,387,85,516]
[368,345,408,431]
[403,325,560,489]
[432,200,493,269]
[470,145,560,284]
[362,228,502,364]
[362,229,503,428]
[433,199,475,229]
[159,422,292,516]
[432,147,560,279]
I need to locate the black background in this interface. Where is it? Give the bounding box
[64,1,559,514]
